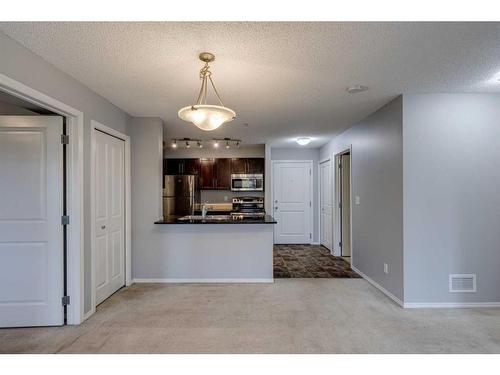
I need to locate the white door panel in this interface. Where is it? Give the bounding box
[94,130,125,305]
[341,154,351,256]
[0,116,64,327]
[273,161,312,244]
[320,160,333,250]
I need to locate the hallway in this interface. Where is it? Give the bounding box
[273,245,360,278]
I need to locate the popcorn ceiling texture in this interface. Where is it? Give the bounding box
[0,22,499,147]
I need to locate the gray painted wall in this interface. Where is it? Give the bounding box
[403,94,500,303]
[0,31,130,314]
[164,145,265,159]
[271,147,321,244]
[320,97,404,302]
[129,117,164,280]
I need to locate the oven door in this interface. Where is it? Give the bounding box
[231,174,264,191]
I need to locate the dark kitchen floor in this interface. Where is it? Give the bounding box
[273,244,361,278]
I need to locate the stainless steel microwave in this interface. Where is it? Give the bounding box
[231,174,264,191]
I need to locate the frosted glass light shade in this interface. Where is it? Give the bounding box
[178,105,236,131]
[296,137,311,146]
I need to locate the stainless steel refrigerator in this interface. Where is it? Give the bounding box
[163,175,200,218]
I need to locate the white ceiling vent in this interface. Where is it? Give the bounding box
[449,274,476,293]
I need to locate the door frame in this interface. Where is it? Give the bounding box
[270,160,314,244]
[333,146,353,260]
[0,73,84,325]
[90,120,131,316]
[318,157,334,251]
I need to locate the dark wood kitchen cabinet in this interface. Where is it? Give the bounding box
[165,157,264,190]
[164,158,200,175]
[246,158,265,174]
[215,158,231,190]
[200,158,231,190]
[200,158,216,189]
[184,158,200,175]
[230,158,265,174]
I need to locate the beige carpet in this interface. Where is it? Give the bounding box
[1,279,500,353]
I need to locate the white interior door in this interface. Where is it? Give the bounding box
[273,161,312,244]
[340,154,351,256]
[94,130,125,305]
[0,116,64,327]
[320,160,333,251]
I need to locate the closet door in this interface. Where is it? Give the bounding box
[94,130,125,305]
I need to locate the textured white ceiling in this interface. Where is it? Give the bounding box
[1,22,499,147]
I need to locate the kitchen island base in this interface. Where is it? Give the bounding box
[135,223,274,283]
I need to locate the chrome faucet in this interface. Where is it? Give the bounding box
[202,202,208,219]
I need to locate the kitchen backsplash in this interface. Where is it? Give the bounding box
[200,190,264,203]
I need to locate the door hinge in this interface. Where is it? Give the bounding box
[339,202,342,208]
[62,295,70,306]
[339,242,342,248]
[309,169,311,175]
[310,233,312,239]
[61,134,69,144]
[61,215,70,225]
[309,201,312,207]
[339,163,342,169]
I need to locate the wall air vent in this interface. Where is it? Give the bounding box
[449,274,476,293]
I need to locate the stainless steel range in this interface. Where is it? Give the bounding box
[231,196,265,218]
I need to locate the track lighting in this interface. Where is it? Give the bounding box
[225,141,230,149]
[172,140,177,148]
[214,140,219,148]
[185,141,190,148]
[198,141,203,148]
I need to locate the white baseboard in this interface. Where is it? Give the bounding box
[404,302,500,308]
[351,265,404,307]
[132,278,274,284]
[82,307,95,322]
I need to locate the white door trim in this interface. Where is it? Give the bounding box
[90,120,131,317]
[333,146,353,261]
[0,73,84,325]
[318,157,333,250]
[270,160,314,244]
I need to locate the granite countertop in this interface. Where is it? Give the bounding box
[154,215,277,225]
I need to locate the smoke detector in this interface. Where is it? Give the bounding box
[346,85,369,94]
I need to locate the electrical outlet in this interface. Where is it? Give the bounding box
[355,196,360,205]
[384,263,389,274]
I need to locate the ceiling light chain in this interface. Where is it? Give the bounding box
[193,61,225,108]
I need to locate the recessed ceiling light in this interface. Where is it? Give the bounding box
[296,137,311,146]
[346,85,369,94]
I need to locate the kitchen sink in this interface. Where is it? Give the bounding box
[179,214,232,221]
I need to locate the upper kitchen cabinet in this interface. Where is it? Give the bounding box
[184,158,201,175]
[164,158,200,175]
[215,158,231,190]
[247,158,265,174]
[231,158,265,174]
[200,158,216,189]
[200,158,231,190]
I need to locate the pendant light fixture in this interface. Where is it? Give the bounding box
[178,52,236,131]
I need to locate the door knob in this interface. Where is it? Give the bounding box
[101,225,106,230]
[275,207,278,211]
